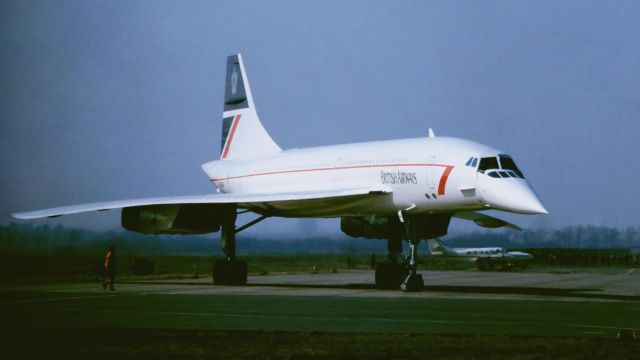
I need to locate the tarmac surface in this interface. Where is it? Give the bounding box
[116,269,640,302]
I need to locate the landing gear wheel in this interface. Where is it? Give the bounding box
[213,260,247,285]
[375,262,405,289]
[401,273,424,292]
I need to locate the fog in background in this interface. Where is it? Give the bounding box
[2,1,639,238]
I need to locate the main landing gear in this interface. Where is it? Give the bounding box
[212,207,267,285]
[374,213,450,292]
[374,239,424,292]
[374,236,404,289]
[374,217,425,292]
[401,237,424,292]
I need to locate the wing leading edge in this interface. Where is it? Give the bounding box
[10,187,393,220]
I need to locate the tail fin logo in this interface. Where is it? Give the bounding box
[231,68,239,95]
[224,56,248,111]
[219,54,282,159]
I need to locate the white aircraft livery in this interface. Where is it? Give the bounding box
[12,54,547,291]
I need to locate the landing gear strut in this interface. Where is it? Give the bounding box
[212,208,268,285]
[374,234,424,291]
[400,238,424,292]
[373,216,425,291]
[375,236,404,289]
[213,208,247,285]
[373,213,444,292]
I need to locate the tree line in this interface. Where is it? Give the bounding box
[1,223,639,256]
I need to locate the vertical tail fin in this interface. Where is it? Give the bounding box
[427,238,453,255]
[220,54,281,160]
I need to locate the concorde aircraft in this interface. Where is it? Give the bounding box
[12,54,547,291]
[426,238,533,271]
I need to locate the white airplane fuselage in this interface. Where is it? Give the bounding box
[202,136,545,218]
[438,246,533,262]
[11,53,547,290]
[12,53,546,242]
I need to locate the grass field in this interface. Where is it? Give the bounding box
[1,282,639,359]
[2,289,639,336]
[3,327,639,360]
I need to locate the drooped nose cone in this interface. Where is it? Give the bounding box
[479,175,548,215]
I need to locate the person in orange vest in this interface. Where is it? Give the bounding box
[102,245,117,290]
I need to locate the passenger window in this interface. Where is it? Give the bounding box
[488,171,500,178]
[478,157,499,173]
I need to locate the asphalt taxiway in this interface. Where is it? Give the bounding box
[115,269,640,302]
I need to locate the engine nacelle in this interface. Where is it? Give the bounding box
[341,214,451,240]
[341,216,405,239]
[122,204,230,234]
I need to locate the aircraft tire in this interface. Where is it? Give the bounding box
[375,262,404,289]
[213,259,248,285]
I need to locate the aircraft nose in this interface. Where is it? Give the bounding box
[479,176,548,215]
[515,185,548,214]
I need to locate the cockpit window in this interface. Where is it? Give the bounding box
[499,155,525,178]
[478,157,499,173]
[471,158,478,167]
[488,171,500,178]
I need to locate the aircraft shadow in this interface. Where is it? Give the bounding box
[121,280,640,302]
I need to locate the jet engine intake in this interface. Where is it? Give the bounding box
[341,214,451,240]
[341,216,405,239]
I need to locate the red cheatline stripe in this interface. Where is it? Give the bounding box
[211,163,454,186]
[437,165,454,195]
[221,114,241,159]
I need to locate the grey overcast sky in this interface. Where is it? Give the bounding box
[1,0,640,236]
